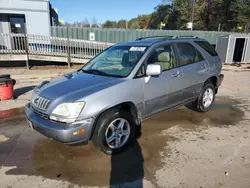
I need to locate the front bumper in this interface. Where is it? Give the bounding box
[25,103,93,145]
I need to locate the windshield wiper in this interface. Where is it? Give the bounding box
[81,69,109,76]
[79,69,125,78]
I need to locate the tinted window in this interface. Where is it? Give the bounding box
[195,41,218,56]
[176,43,204,66]
[147,44,177,71]
[195,48,205,62]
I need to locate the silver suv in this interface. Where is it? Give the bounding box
[25,36,224,155]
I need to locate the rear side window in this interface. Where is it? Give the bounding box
[176,43,204,66]
[195,41,218,56]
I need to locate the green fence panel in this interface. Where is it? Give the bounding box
[51,26,233,45]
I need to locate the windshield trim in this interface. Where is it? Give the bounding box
[80,45,149,78]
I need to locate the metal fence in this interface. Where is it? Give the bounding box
[0,33,113,65]
[51,26,234,45]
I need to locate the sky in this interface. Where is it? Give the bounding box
[50,0,162,24]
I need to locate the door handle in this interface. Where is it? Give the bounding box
[172,71,182,77]
[200,65,206,69]
[196,64,207,71]
[200,64,207,70]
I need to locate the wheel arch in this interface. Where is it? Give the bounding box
[89,101,140,140]
[204,76,218,94]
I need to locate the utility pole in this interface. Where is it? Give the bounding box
[218,23,221,32]
[191,0,195,31]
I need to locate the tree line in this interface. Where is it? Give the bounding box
[64,0,250,32]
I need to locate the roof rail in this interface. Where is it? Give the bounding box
[135,35,200,42]
[136,36,173,41]
[173,36,199,39]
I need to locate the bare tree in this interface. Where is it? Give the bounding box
[83,18,90,27]
[92,17,99,28]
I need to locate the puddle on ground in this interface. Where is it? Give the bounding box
[0,107,26,127]
[0,96,246,187]
[144,96,245,131]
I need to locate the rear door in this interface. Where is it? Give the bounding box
[195,41,222,76]
[175,42,210,102]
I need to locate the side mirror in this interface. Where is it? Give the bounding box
[146,64,162,76]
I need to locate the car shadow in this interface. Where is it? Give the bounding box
[14,85,35,99]
[110,126,144,187]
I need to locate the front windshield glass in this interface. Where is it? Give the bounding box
[82,45,148,77]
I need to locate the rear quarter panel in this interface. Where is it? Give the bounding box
[192,41,222,78]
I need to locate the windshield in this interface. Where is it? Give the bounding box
[82,45,148,77]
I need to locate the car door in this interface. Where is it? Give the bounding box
[195,40,222,76]
[142,43,184,118]
[175,42,209,102]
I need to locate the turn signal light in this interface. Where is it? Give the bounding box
[73,129,85,135]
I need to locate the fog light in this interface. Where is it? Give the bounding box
[73,129,85,135]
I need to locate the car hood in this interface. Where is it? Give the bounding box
[37,71,125,101]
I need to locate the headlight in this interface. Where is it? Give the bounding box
[50,102,85,123]
[31,90,38,103]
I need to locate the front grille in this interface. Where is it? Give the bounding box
[32,107,49,119]
[31,95,50,111]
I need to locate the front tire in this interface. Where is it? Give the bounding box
[190,83,215,112]
[92,108,135,155]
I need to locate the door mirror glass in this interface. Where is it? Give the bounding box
[146,64,162,76]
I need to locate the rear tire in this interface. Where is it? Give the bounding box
[189,83,215,112]
[92,108,135,155]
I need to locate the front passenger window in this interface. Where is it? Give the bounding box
[147,44,177,71]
